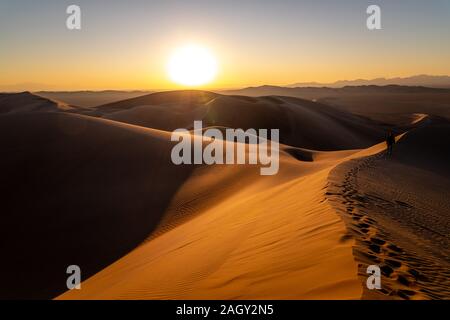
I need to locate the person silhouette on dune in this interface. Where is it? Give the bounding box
[386,130,395,157]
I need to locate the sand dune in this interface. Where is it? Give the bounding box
[327,117,450,299]
[0,91,74,114]
[0,111,195,299]
[222,86,450,124]
[58,147,364,299]
[97,90,386,150]
[36,91,152,108]
[56,109,450,300]
[1,90,448,300]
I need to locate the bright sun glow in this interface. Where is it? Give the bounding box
[167,45,218,86]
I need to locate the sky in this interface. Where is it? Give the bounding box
[1,0,450,91]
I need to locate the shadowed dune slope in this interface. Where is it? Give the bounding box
[222,86,450,124]
[0,112,195,299]
[392,117,450,176]
[96,90,218,113]
[0,91,74,114]
[36,91,152,108]
[96,90,386,151]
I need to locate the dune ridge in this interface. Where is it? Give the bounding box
[327,117,450,299]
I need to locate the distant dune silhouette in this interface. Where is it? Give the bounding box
[288,75,450,88]
[222,85,450,124]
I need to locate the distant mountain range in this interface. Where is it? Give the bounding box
[221,83,450,99]
[288,75,450,88]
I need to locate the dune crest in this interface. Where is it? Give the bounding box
[327,118,450,299]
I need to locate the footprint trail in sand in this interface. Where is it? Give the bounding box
[327,151,450,299]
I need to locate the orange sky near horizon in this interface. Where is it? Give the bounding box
[1,0,450,91]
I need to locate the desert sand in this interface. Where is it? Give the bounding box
[327,116,450,299]
[1,89,449,299]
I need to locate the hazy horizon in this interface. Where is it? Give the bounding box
[1,74,450,93]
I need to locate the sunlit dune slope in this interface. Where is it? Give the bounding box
[58,146,366,300]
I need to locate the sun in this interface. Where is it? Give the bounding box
[167,45,218,87]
